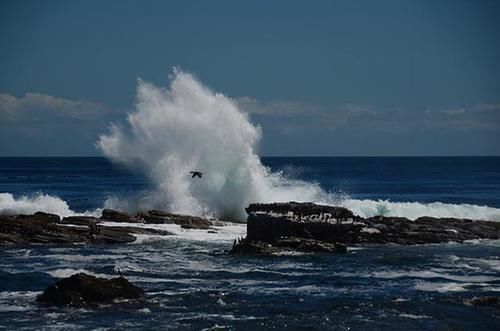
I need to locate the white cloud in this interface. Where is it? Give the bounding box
[440,108,465,115]
[236,96,500,133]
[235,96,319,117]
[0,92,114,121]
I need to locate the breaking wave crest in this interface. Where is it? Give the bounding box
[0,193,99,217]
[0,192,74,217]
[342,199,500,221]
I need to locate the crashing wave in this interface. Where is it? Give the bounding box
[97,68,327,219]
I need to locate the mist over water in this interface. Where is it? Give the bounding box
[98,69,328,220]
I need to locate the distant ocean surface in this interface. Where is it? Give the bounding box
[1,157,499,330]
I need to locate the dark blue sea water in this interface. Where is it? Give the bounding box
[1,157,500,213]
[0,157,499,330]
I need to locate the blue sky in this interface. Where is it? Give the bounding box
[1,0,499,156]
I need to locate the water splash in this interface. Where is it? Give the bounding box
[98,69,326,219]
[0,192,99,217]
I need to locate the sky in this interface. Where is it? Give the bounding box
[0,0,499,156]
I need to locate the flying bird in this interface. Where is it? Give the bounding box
[190,171,203,178]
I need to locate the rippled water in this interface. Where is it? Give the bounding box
[1,230,499,330]
[1,157,499,329]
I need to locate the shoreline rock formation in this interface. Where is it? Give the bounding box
[0,209,223,245]
[231,202,500,254]
[2,202,499,251]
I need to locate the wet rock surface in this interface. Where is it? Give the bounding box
[232,202,500,254]
[0,213,136,245]
[0,208,224,245]
[100,208,214,229]
[103,226,173,236]
[138,210,213,229]
[60,216,100,226]
[231,236,347,255]
[37,273,144,307]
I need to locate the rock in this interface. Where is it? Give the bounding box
[37,273,144,307]
[103,226,173,236]
[465,296,500,308]
[274,237,347,253]
[138,210,212,229]
[245,208,360,244]
[230,237,346,255]
[244,202,499,245]
[1,214,84,245]
[100,209,142,223]
[230,239,280,255]
[32,212,60,223]
[89,226,137,244]
[231,202,500,254]
[61,216,100,226]
[0,213,136,245]
[180,223,210,230]
[246,202,355,219]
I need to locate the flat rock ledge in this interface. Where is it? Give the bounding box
[231,202,500,255]
[37,273,144,307]
[0,208,222,245]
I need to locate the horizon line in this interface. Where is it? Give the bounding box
[0,155,499,158]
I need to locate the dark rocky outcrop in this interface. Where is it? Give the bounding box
[231,202,500,254]
[0,208,216,245]
[246,202,354,219]
[231,236,347,255]
[138,210,212,229]
[37,273,144,307]
[100,208,216,229]
[31,212,61,223]
[1,212,175,246]
[103,226,173,236]
[100,209,142,223]
[61,216,100,226]
[0,214,137,245]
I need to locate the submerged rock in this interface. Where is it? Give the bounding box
[37,273,144,307]
[465,296,500,308]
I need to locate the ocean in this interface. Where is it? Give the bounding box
[0,156,499,330]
